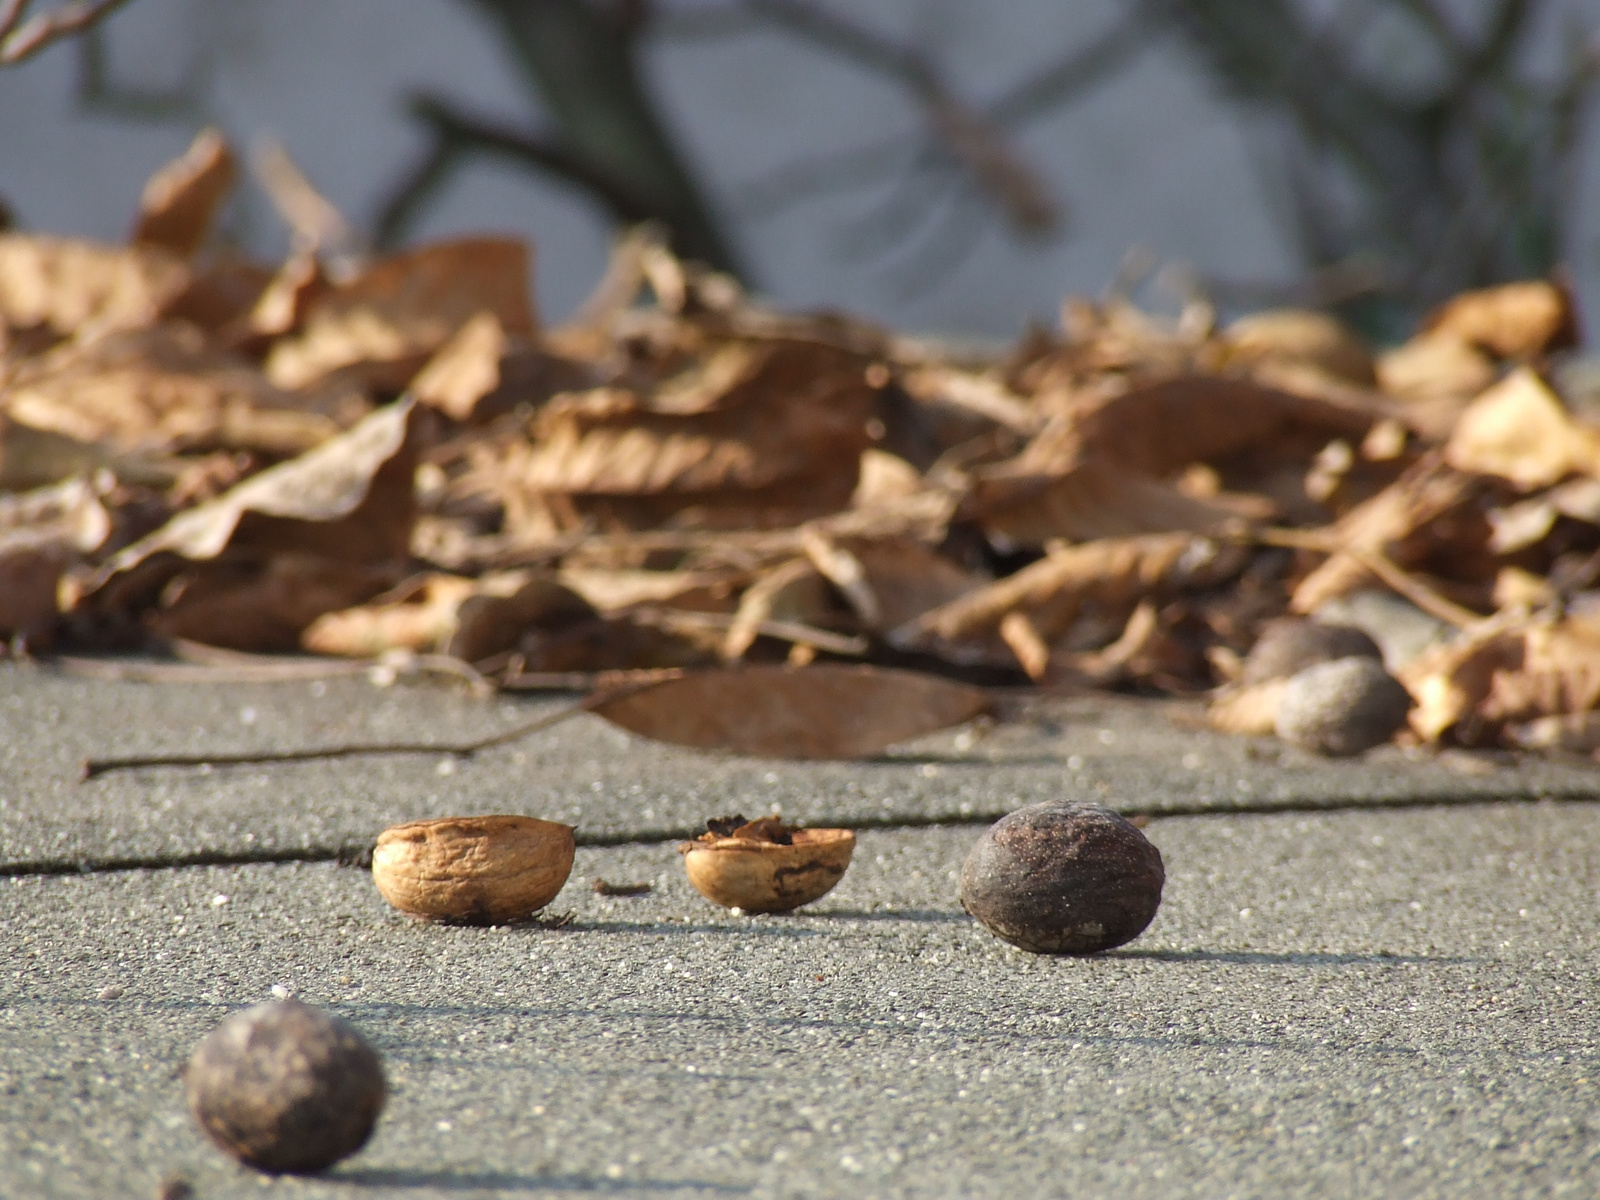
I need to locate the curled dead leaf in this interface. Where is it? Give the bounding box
[0,236,189,337]
[3,323,346,456]
[1444,368,1600,490]
[1222,309,1375,385]
[87,397,417,586]
[892,533,1245,668]
[131,127,236,259]
[1423,279,1579,361]
[264,238,537,392]
[513,339,875,531]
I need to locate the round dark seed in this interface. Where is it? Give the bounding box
[186,999,385,1175]
[1275,656,1413,756]
[959,801,1165,955]
[1240,618,1383,685]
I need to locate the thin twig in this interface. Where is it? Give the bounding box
[80,672,683,781]
[81,701,589,781]
[1254,527,1484,629]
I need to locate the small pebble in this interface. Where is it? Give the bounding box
[1275,656,1413,756]
[97,984,125,1001]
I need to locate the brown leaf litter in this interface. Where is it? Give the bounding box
[8,131,1600,768]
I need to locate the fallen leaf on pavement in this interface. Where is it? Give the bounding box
[589,664,992,759]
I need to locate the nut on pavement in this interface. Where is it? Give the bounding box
[372,814,575,924]
[679,815,854,913]
[960,801,1164,955]
[1240,618,1383,685]
[186,999,384,1175]
[1275,656,1412,756]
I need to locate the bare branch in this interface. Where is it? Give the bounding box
[0,0,134,66]
[376,93,661,250]
[986,7,1156,128]
[699,0,1063,235]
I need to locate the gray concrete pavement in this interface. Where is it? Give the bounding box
[2,664,1599,1198]
[4,664,1599,869]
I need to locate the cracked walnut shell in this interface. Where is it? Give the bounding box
[372,814,575,924]
[678,816,854,913]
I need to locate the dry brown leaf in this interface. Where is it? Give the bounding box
[556,567,741,614]
[852,449,924,508]
[514,339,875,530]
[722,558,835,661]
[1222,309,1375,385]
[800,527,880,628]
[1505,710,1600,755]
[0,476,112,639]
[85,398,418,591]
[1482,618,1600,727]
[1397,614,1600,743]
[964,376,1376,546]
[998,610,1051,680]
[0,236,189,337]
[1207,679,1288,736]
[589,664,991,759]
[301,572,502,658]
[1289,453,1486,614]
[0,415,121,492]
[838,536,984,631]
[445,576,598,665]
[898,365,1042,435]
[131,127,236,259]
[891,532,1245,666]
[1423,279,1579,360]
[3,323,346,456]
[148,553,401,652]
[410,311,509,422]
[243,248,329,342]
[965,458,1258,548]
[1443,368,1600,490]
[264,238,537,392]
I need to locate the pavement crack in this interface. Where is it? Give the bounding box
[5,791,1597,879]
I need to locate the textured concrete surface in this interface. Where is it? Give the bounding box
[3,665,1599,1198]
[4,805,1599,1199]
[3,663,1599,869]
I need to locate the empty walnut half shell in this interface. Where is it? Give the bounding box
[372,815,575,924]
[678,816,855,913]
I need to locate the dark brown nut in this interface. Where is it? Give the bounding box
[1275,656,1413,756]
[372,815,575,924]
[678,816,854,913]
[186,1000,384,1175]
[1240,618,1383,685]
[960,801,1164,955]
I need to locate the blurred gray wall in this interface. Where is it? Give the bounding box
[0,0,1593,335]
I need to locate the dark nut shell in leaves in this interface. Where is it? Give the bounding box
[960,802,1164,955]
[679,816,854,913]
[1275,656,1412,756]
[1240,618,1383,685]
[372,814,575,924]
[186,999,384,1175]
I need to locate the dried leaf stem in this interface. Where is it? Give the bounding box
[1254,526,1484,629]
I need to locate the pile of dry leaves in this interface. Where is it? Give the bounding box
[8,128,1600,761]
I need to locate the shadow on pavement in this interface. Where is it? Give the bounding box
[806,908,970,924]
[1115,948,1475,966]
[334,1166,750,1193]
